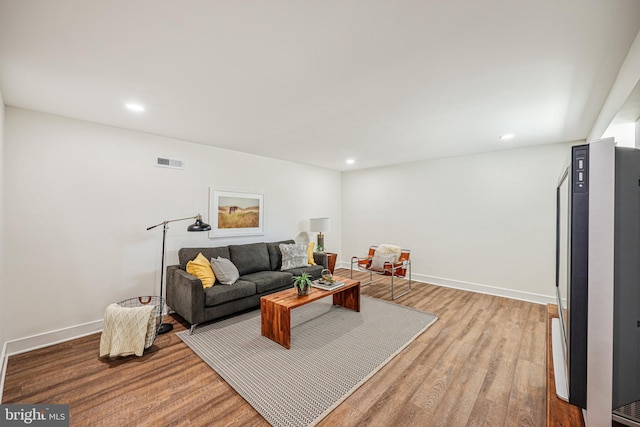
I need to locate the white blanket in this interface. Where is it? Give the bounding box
[100,303,156,358]
[376,244,402,258]
[370,244,403,271]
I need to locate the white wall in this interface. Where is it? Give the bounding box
[1,106,576,350]
[2,108,342,346]
[589,28,640,142]
[342,142,572,303]
[603,121,635,148]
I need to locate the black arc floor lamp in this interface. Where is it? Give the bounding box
[147,214,211,334]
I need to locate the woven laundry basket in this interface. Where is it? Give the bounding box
[117,296,163,348]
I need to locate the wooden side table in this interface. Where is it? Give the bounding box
[325,252,337,274]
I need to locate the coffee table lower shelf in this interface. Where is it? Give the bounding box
[260,277,360,349]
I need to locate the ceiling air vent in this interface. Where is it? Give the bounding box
[155,157,184,170]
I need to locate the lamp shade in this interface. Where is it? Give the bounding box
[310,217,330,232]
[187,214,211,232]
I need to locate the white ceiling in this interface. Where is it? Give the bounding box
[2,1,640,171]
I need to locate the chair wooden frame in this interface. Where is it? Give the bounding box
[350,246,412,300]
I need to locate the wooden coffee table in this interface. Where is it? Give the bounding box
[260,276,360,349]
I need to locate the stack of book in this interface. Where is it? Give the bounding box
[312,279,345,291]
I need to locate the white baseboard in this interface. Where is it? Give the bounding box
[336,262,555,305]
[0,319,103,402]
[414,273,554,305]
[4,319,104,357]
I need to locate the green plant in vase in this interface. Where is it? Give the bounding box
[293,273,313,296]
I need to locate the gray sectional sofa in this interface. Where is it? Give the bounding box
[166,240,326,333]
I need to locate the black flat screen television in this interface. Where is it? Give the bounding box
[554,144,588,409]
[554,143,640,420]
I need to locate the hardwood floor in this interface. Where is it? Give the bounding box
[2,269,547,426]
[545,305,584,427]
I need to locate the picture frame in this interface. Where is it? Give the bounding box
[209,189,264,238]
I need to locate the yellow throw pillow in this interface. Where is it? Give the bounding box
[186,252,216,288]
[307,242,317,266]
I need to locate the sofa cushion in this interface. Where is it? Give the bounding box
[241,271,293,294]
[179,247,230,270]
[284,264,324,280]
[228,242,271,276]
[204,279,256,307]
[210,257,240,285]
[266,240,295,271]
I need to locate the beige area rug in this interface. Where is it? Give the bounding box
[177,296,437,427]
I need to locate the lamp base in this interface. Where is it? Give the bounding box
[317,233,325,252]
[158,322,174,334]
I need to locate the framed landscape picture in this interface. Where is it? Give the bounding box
[209,189,264,238]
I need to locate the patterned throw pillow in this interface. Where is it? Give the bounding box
[279,243,310,270]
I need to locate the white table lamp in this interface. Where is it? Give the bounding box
[310,217,330,251]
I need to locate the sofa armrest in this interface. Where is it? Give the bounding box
[166,265,205,325]
[314,252,328,269]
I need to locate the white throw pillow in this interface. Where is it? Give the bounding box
[279,243,310,270]
[370,252,398,272]
[210,257,240,285]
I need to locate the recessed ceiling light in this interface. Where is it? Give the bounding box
[499,134,515,140]
[125,103,145,112]
[346,159,355,165]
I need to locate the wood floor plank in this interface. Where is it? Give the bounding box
[340,362,434,426]
[3,268,548,426]
[504,359,545,427]
[429,361,488,427]
[545,305,585,427]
